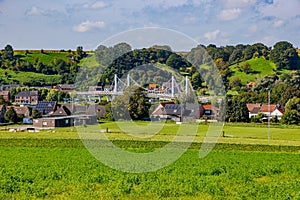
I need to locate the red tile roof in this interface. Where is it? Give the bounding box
[260,104,277,112]
[246,104,261,112]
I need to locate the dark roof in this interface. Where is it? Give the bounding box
[15,91,38,97]
[163,104,182,115]
[51,105,72,117]
[61,104,87,114]
[36,101,57,115]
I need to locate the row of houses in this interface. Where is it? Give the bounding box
[0,84,76,103]
[151,102,286,122]
[151,102,218,122]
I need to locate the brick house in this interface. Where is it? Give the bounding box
[15,91,38,105]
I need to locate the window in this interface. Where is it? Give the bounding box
[42,121,48,126]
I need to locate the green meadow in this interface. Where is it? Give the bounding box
[0,122,299,199]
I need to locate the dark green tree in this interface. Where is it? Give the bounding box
[270,41,300,70]
[225,95,249,122]
[281,97,300,125]
[5,107,18,123]
[128,87,150,120]
[2,44,14,60]
[31,108,42,119]
[76,46,85,59]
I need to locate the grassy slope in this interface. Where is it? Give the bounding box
[15,51,71,66]
[229,57,277,84]
[0,68,61,85]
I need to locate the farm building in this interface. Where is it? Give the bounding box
[33,115,97,128]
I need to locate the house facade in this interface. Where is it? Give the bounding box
[246,104,285,120]
[33,115,97,128]
[15,91,38,105]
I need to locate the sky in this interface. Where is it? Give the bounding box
[0,0,300,51]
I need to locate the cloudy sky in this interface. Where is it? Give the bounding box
[0,0,299,50]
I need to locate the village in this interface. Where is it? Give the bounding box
[0,82,285,130]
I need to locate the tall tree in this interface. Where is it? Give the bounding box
[2,44,14,60]
[5,107,18,123]
[270,41,300,70]
[281,97,300,125]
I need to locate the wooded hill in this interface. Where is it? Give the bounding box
[0,42,300,96]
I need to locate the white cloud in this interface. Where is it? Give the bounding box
[219,8,241,21]
[273,20,284,28]
[221,0,257,8]
[204,29,220,41]
[259,0,300,20]
[83,1,106,9]
[73,20,105,32]
[26,6,43,15]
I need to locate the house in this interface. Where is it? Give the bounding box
[0,105,7,123]
[50,105,72,117]
[36,101,57,116]
[246,103,285,120]
[0,91,10,101]
[151,102,175,119]
[260,104,285,119]
[13,106,31,117]
[162,104,182,122]
[151,103,201,122]
[15,91,38,105]
[53,84,75,92]
[33,115,97,128]
[199,104,218,119]
[1,84,22,91]
[246,104,261,118]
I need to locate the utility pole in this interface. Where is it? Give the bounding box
[171,76,174,98]
[268,88,271,140]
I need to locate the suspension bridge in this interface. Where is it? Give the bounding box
[75,74,193,101]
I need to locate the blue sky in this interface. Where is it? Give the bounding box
[0,0,300,51]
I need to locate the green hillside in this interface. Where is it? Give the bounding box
[229,57,277,84]
[14,50,72,66]
[0,68,61,86]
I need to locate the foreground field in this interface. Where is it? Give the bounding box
[0,123,299,199]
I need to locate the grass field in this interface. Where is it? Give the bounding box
[229,57,277,84]
[0,122,299,199]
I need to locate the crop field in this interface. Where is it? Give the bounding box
[0,123,299,199]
